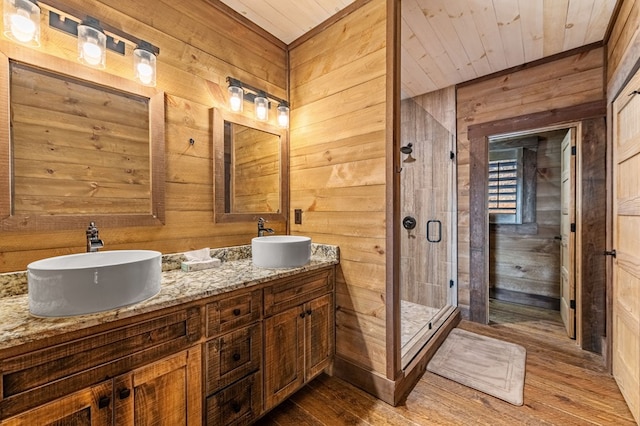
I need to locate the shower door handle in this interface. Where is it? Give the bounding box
[426,220,442,243]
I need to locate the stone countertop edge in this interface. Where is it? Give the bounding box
[0,243,339,352]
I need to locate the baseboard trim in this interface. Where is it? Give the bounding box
[490,288,560,311]
[333,357,397,405]
[333,308,461,406]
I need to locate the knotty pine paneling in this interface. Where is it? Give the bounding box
[289,0,388,377]
[0,0,287,273]
[456,47,605,319]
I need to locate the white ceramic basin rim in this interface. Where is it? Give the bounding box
[28,250,162,317]
[252,235,311,268]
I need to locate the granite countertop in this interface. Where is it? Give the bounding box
[0,244,339,352]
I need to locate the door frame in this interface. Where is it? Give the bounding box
[468,101,606,348]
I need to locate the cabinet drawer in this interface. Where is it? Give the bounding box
[206,371,262,426]
[205,323,261,394]
[264,268,334,316]
[206,289,261,337]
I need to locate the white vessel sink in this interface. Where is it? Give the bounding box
[28,250,162,317]
[252,236,311,268]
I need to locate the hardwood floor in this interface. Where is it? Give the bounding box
[256,300,636,425]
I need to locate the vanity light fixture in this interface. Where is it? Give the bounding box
[77,17,106,68]
[226,76,290,128]
[41,2,160,86]
[133,40,157,86]
[3,0,40,46]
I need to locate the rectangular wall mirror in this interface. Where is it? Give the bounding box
[213,108,288,223]
[0,46,165,231]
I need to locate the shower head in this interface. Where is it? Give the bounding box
[400,143,413,154]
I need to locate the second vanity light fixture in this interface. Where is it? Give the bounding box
[227,76,290,128]
[2,0,159,86]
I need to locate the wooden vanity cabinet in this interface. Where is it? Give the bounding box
[0,266,336,425]
[263,269,334,411]
[3,347,202,426]
[204,289,263,426]
[0,307,201,425]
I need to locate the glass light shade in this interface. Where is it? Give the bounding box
[228,85,243,112]
[77,23,106,68]
[277,104,289,128]
[3,0,40,46]
[133,46,156,86]
[254,96,268,121]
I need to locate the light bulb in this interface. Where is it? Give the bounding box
[137,60,153,85]
[3,0,40,46]
[277,104,289,128]
[254,96,268,121]
[133,44,157,86]
[77,20,106,68]
[10,9,35,42]
[82,39,102,66]
[256,105,267,120]
[228,85,243,112]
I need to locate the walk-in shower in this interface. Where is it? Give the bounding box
[399,97,457,367]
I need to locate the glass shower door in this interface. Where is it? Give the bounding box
[400,97,456,366]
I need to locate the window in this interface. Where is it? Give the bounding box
[488,148,523,224]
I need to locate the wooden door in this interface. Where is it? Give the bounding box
[305,294,334,380]
[115,347,202,426]
[612,71,640,423]
[2,381,113,425]
[560,129,576,338]
[264,305,305,411]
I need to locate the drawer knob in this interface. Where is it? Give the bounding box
[300,311,306,318]
[233,308,241,316]
[119,388,131,400]
[98,396,111,409]
[231,401,242,413]
[233,353,241,361]
[306,309,312,316]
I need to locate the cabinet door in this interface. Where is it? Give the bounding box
[264,306,305,410]
[115,347,202,426]
[305,293,334,380]
[2,381,113,426]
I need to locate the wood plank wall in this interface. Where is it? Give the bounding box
[456,47,605,319]
[288,0,388,376]
[489,130,564,310]
[607,0,640,98]
[0,0,287,273]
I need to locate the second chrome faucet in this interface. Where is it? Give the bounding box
[257,218,275,237]
[86,222,105,252]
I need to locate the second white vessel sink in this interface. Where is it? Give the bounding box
[28,250,162,317]
[252,235,311,268]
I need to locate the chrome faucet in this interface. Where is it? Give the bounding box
[257,217,274,237]
[86,222,104,252]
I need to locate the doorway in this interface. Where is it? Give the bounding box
[487,128,575,339]
[467,103,606,353]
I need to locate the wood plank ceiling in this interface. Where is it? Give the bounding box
[220,0,617,98]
